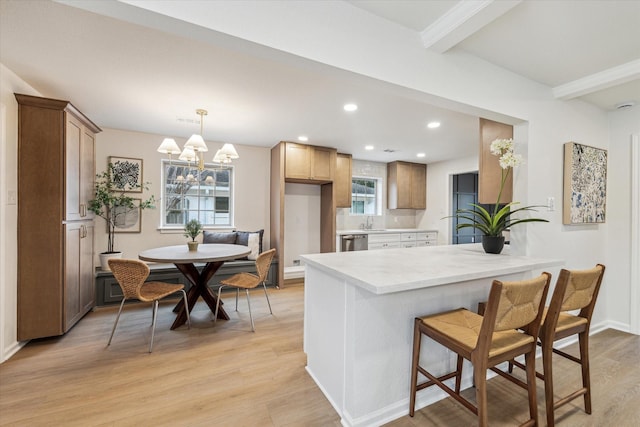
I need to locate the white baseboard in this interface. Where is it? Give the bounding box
[1,340,26,364]
[284,265,305,280]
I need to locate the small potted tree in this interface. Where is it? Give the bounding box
[184,219,203,251]
[89,162,155,269]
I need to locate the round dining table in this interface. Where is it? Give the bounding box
[139,244,251,330]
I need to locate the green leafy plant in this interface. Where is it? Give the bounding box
[183,219,203,242]
[447,138,548,237]
[88,162,155,253]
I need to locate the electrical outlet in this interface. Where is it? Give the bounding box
[293,259,300,266]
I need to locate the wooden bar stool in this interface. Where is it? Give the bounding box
[409,273,551,426]
[503,264,605,426]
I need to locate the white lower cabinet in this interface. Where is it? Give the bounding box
[367,230,438,250]
[417,231,438,246]
[369,242,402,250]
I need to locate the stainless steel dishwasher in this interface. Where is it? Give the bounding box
[340,234,368,251]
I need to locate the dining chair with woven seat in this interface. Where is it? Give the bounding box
[214,248,277,332]
[107,258,190,353]
[409,273,551,427]
[501,264,605,426]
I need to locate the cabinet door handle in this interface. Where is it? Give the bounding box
[80,204,86,217]
[80,225,86,238]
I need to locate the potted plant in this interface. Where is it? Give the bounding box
[446,138,549,254]
[88,162,155,269]
[184,219,203,251]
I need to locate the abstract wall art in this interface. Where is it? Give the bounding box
[563,142,607,225]
[108,156,143,193]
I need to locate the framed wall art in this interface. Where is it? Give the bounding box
[563,142,607,225]
[109,156,143,193]
[112,198,142,233]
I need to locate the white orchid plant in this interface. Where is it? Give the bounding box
[449,138,548,237]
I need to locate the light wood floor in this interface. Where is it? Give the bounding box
[1,286,638,426]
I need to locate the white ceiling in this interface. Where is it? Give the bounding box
[1,0,638,164]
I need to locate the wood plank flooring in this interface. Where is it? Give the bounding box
[1,286,638,426]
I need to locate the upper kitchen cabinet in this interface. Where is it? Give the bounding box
[335,153,353,208]
[284,142,336,183]
[387,161,427,209]
[65,113,96,221]
[479,118,513,204]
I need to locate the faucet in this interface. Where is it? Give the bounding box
[365,216,373,230]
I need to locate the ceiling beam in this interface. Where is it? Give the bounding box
[552,59,640,100]
[420,0,522,53]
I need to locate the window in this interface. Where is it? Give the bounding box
[350,177,381,215]
[161,160,233,228]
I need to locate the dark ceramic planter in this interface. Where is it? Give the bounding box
[482,235,505,254]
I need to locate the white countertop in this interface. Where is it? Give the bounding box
[300,244,563,295]
[336,228,436,235]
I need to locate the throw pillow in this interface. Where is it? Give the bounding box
[247,233,260,260]
[203,231,237,244]
[236,229,264,253]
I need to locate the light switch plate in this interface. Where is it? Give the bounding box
[7,190,16,205]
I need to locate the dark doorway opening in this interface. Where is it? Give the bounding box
[451,172,483,244]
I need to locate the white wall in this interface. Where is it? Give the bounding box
[284,183,320,267]
[606,107,640,331]
[94,128,272,262]
[0,64,42,361]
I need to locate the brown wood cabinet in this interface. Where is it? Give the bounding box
[16,94,101,340]
[271,142,337,287]
[479,118,513,204]
[284,142,336,183]
[387,161,427,209]
[335,153,353,208]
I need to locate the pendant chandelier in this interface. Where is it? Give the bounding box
[157,108,239,171]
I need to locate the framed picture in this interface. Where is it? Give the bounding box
[109,156,143,193]
[563,142,607,225]
[113,198,142,233]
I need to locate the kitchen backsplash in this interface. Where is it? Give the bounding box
[336,208,417,230]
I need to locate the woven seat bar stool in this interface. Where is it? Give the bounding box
[499,264,605,426]
[108,258,190,353]
[409,273,551,427]
[214,248,276,332]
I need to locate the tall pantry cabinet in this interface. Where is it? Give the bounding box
[15,94,101,340]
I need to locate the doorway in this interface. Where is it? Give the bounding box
[451,172,483,244]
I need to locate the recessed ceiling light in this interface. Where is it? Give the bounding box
[344,103,358,112]
[427,121,440,129]
[298,135,308,142]
[417,153,426,158]
[365,145,374,150]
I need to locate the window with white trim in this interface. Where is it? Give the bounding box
[350,177,381,215]
[161,160,233,228]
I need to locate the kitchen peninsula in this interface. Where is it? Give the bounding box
[300,244,562,427]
